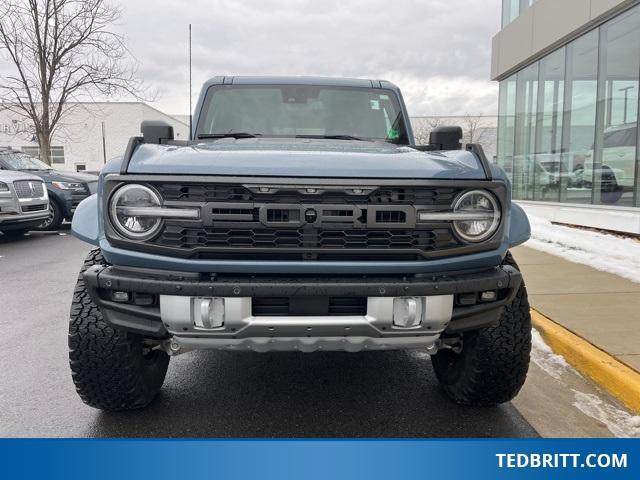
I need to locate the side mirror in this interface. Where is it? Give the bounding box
[429,126,463,150]
[141,120,174,144]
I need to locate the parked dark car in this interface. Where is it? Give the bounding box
[0,149,98,230]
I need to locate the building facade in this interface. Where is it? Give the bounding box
[493,0,640,234]
[0,103,189,173]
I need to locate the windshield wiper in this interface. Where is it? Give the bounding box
[197,132,261,139]
[295,134,366,141]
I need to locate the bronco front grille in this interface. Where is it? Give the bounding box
[154,225,456,252]
[105,178,505,261]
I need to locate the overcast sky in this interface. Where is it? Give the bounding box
[1,0,502,118]
[116,0,503,117]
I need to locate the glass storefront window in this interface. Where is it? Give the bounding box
[534,48,565,201]
[502,0,536,27]
[498,4,640,208]
[513,63,539,200]
[502,0,519,28]
[497,75,517,176]
[560,30,599,204]
[594,8,640,206]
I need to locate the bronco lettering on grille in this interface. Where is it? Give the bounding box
[199,202,417,229]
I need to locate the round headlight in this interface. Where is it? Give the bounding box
[452,190,501,243]
[109,184,162,239]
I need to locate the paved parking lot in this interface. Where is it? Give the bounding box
[0,229,540,437]
[1,229,632,438]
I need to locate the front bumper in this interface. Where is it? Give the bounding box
[0,216,48,231]
[83,264,522,352]
[0,210,49,230]
[0,189,49,230]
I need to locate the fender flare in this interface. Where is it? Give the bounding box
[71,194,99,245]
[508,203,531,248]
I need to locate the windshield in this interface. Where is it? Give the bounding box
[1,153,51,170]
[195,85,409,144]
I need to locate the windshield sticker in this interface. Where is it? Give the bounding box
[370,100,380,110]
[379,94,389,100]
[387,128,400,140]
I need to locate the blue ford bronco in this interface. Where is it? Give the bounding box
[69,77,532,411]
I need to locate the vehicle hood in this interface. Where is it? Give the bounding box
[122,139,487,179]
[0,169,45,183]
[21,169,98,184]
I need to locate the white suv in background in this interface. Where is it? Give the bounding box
[0,170,50,237]
[581,124,637,191]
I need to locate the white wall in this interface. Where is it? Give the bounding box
[0,103,188,172]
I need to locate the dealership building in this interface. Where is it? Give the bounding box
[493,0,640,233]
[0,103,189,173]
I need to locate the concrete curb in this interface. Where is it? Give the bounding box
[531,309,640,415]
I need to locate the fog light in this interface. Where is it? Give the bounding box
[133,292,155,306]
[194,297,225,329]
[480,291,497,302]
[457,293,477,306]
[393,297,424,328]
[112,291,129,303]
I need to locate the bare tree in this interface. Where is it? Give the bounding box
[462,114,490,145]
[411,118,429,145]
[425,117,443,130]
[411,116,445,145]
[0,0,146,164]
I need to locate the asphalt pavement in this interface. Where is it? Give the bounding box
[0,228,540,437]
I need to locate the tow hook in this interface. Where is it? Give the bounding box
[439,337,463,354]
[157,339,184,356]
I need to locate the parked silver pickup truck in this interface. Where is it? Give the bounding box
[0,170,50,236]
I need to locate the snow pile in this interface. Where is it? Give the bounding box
[572,391,640,438]
[530,330,570,381]
[526,215,640,283]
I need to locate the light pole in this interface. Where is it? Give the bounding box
[619,85,634,125]
[101,121,107,164]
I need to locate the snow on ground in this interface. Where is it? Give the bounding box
[530,330,570,381]
[531,329,640,438]
[525,215,640,283]
[573,391,640,438]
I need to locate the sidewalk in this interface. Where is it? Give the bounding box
[512,246,640,373]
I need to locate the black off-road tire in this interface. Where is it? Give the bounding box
[68,248,169,411]
[431,251,532,406]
